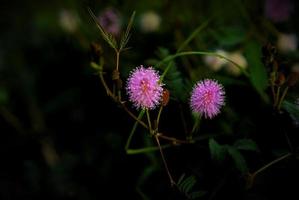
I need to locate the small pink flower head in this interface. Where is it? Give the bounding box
[126,66,163,109]
[190,79,225,119]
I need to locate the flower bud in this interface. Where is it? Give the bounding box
[276,72,286,86]
[162,89,170,106]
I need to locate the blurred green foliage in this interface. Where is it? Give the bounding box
[1,0,299,199]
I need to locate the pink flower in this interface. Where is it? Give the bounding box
[98,8,121,36]
[190,79,225,119]
[126,66,163,109]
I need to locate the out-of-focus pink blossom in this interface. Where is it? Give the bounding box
[98,8,121,36]
[265,0,293,22]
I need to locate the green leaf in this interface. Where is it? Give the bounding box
[177,174,205,199]
[191,112,201,135]
[137,165,157,186]
[282,100,299,119]
[209,138,226,161]
[183,176,196,193]
[88,8,118,50]
[244,42,269,102]
[156,47,169,59]
[154,48,188,101]
[234,139,259,152]
[120,11,136,51]
[211,26,246,46]
[227,147,248,174]
[125,110,145,153]
[177,18,211,52]
[177,173,186,186]
[177,174,196,193]
[90,61,103,71]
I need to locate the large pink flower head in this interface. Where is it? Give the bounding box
[126,66,163,109]
[190,79,225,119]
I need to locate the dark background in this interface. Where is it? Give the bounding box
[1,0,299,199]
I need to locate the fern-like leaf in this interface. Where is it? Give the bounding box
[88,8,118,51]
[177,174,206,199]
[234,139,259,152]
[119,11,136,51]
[209,138,226,161]
[151,47,188,101]
[227,146,248,174]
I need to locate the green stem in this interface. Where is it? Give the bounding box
[177,19,211,52]
[118,90,122,101]
[158,62,172,84]
[146,109,153,134]
[125,110,145,152]
[99,71,114,97]
[154,135,176,186]
[157,133,190,144]
[191,114,202,135]
[125,110,175,155]
[122,105,148,129]
[157,51,250,82]
[179,104,188,136]
[116,51,120,71]
[252,153,291,177]
[99,71,148,129]
[271,84,275,103]
[126,144,172,155]
[156,106,163,130]
[277,86,289,111]
[115,51,121,100]
[274,86,281,108]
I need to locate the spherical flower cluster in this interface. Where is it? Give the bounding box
[190,79,225,119]
[126,66,163,109]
